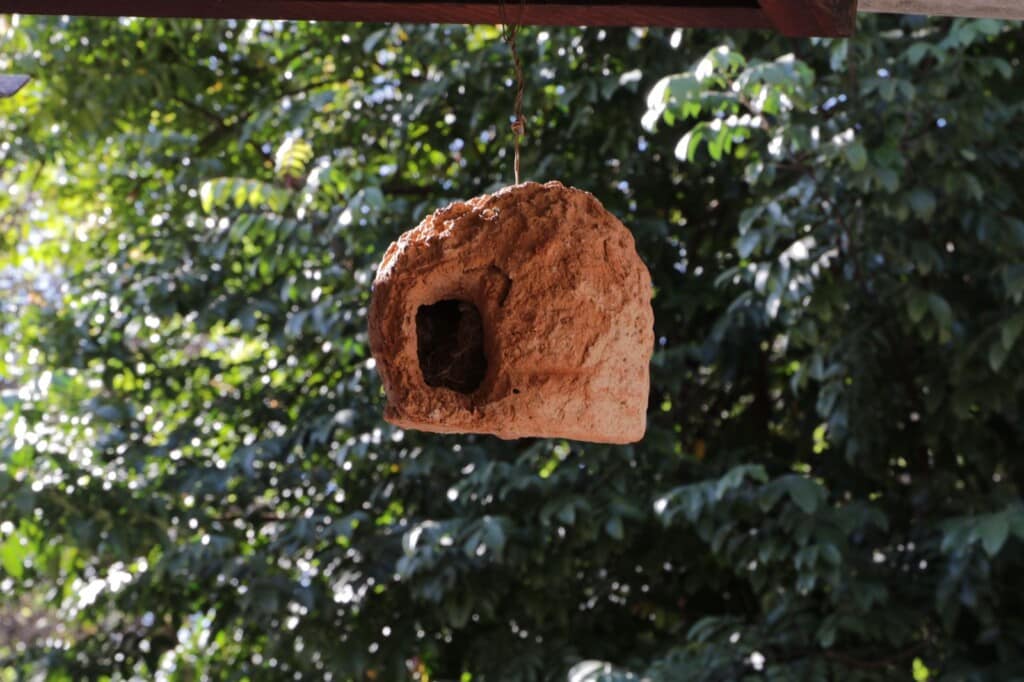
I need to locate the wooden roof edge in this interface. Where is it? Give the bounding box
[859,0,1024,20]
[5,0,1020,39]
[0,1,856,35]
[3,1,1021,34]
[760,0,856,37]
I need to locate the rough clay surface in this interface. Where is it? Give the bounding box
[368,180,654,444]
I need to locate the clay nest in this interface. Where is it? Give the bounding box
[369,180,654,444]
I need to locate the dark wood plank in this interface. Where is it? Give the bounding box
[0,1,773,29]
[758,0,857,36]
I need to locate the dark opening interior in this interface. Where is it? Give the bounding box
[416,299,487,394]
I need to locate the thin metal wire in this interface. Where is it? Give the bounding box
[498,0,527,184]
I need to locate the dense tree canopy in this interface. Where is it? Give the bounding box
[1,11,1023,681]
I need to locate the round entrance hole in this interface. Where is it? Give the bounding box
[416,299,487,394]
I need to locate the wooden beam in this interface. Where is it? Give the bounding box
[859,0,1024,20]
[0,1,773,29]
[759,0,856,36]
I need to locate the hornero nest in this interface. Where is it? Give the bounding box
[368,181,653,444]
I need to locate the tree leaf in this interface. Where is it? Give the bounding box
[675,126,704,162]
[907,290,929,324]
[977,514,1010,557]
[843,141,868,171]
[927,293,954,332]
[557,503,577,526]
[0,534,25,579]
[989,341,1009,373]
[737,231,761,259]
[908,188,937,221]
[905,42,930,66]
[782,476,825,515]
[1002,313,1024,351]
[605,516,625,541]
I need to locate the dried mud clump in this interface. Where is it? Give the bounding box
[368,180,654,444]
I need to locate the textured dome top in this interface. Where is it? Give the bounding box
[369,180,653,444]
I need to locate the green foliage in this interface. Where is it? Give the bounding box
[1,12,1023,682]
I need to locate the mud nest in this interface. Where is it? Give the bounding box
[368,180,654,444]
